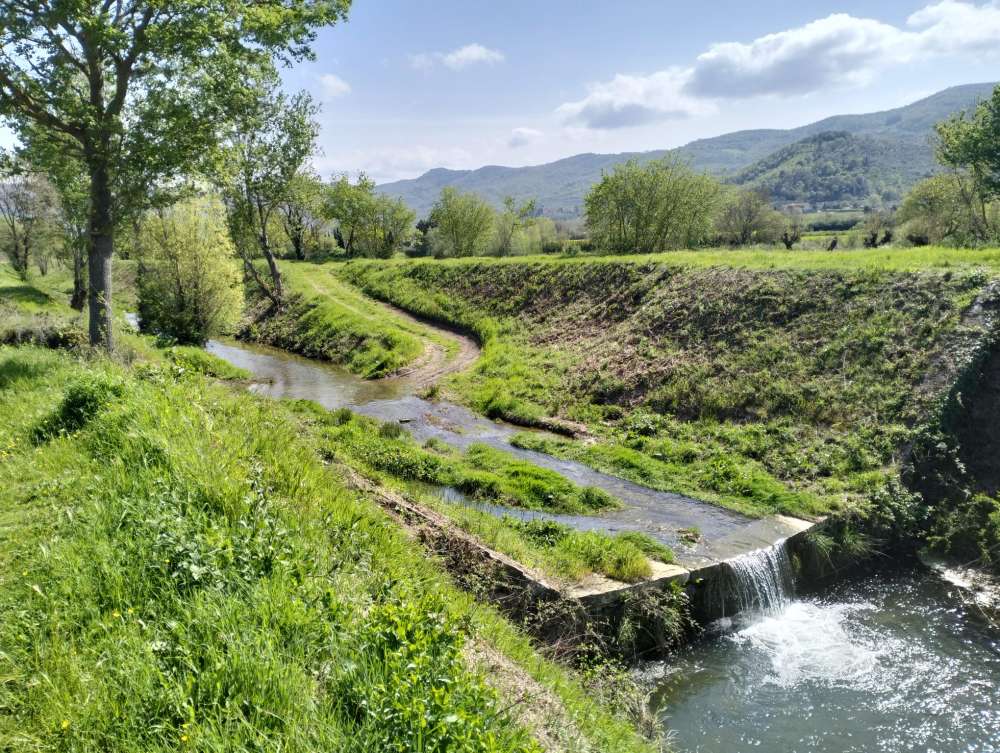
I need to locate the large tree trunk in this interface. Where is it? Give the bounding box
[88,161,114,349]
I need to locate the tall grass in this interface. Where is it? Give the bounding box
[0,346,653,752]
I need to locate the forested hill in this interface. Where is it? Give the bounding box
[379,83,996,218]
[731,131,927,206]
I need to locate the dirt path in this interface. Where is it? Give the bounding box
[381,302,481,389]
[299,272,481,389]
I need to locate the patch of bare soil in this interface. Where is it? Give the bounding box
[380,301,481,389]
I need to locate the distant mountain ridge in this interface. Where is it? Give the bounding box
[378,83,996,218]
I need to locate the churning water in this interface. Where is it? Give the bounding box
[650,568,1000,753]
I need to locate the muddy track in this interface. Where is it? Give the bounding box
[381,303,481,389]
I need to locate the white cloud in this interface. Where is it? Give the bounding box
[318,73,351,99]
[315,145,474,184]
[507,127,544,148]
[442,43,504,70]
[687,14,906,98]
[907,0,1000,54]
[557,2,1000,129]
[409,43,505,71]
[557,68,713,129]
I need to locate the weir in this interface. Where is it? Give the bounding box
[707,539,796,617]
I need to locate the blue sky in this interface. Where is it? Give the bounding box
[284,0,1000,183]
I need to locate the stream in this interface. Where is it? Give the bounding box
[206,337,749,554]
[205,335,1000,753]
[647,553,1000,753]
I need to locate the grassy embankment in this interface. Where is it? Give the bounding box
[292,402,673,583]
[0,268,656,753]
[334,249,1000,551]
[257,261,675,583]
[241,260,455,378]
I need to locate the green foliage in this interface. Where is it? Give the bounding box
[585,156,723,252]
[163,346,251,380]
[732,131,915,205]
[429,188,496,258]
[218,84,320,305]
[136,197,242,345]
[246,262,427,378]
[0,0,351,346]
[1,346,653,753]
[325,174,415,258]
[32,374,125,441]
[898,173,997,246]
[716,188,784,246]
[936,85,1000,201]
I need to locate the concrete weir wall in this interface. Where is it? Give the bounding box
[569,515,817,624]
[349,467,821,654]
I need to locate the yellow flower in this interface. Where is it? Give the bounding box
[181,734,189,743]
[112,610,121,619]
[61,720,70,730]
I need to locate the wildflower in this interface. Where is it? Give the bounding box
[181,734,189,743]
[112,610,121,619]
[61,719,70,730]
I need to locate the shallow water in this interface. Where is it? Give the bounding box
[205,337,749,551]
[650,568,1000,753]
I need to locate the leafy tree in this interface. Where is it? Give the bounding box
[0,162,57,279]
[323,174,414,258]
[585,157,722,253]
[933,87,1000,243]
[780,214,804,250]
[861,210,894,248]
[716,189,783,246]
[18,129,90,307]
[493,196,537,256]
[218,86,319,306]
[280,171,326,260]
[136,197,241,345]
[0,0,350,348]
[897,174,986,246]
[428,187,495,258]
[324,173,376,255]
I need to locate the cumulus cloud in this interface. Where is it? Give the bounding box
[556,69,712,129]
[686,14,905,98]
[557,1,1000,128]
[318,73,351,99]
[410,43,505,71]
[507,127,544,148]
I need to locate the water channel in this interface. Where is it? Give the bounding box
[206,335,1000,753]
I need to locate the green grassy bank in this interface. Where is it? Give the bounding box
[0,268,657,753]
[241,261,453,378]
[333,250,1000,538]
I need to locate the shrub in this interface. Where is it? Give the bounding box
[33,374,125,441]
[136,197,242,345]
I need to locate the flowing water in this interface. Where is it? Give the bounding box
[204,337,1000,752]
[649,566,1000,753]
[205,338,749,551]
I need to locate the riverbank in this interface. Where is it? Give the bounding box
[0,266,657,753]
[331,252,1000,570]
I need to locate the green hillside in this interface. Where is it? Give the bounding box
[379,83,996,218]
[731,131,931,206]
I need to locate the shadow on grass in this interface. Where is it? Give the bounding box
[0,356,53,390]
[0,284,52,307]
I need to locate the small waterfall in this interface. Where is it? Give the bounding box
[715,539,795,617]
